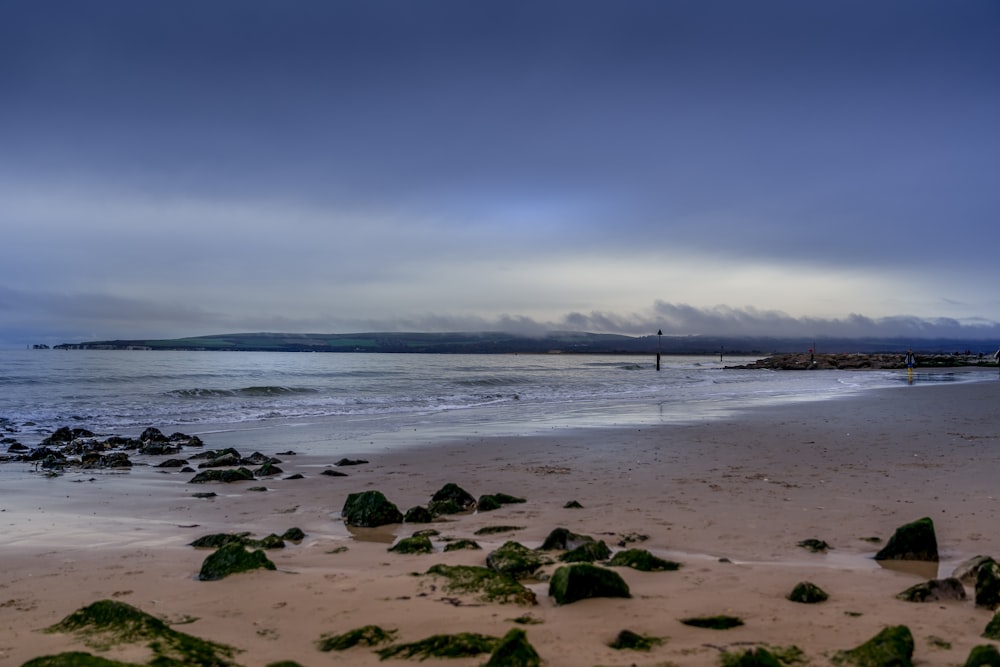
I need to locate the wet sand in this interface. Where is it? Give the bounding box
[3,378,1000,665]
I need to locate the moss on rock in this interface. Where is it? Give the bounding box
[548,563,630,605]
[787,581,829,604]
[198,542,276,581]
[982,612,1000,639]
[833,625,914,667]
[21,652,144,667]
[975,558,1000,609]
[720,647,784,667]
[559,540,611,563]
[486,541,549,579]
[425,564,537,605]
[317,624,397,651]
[376,632,498,660]
[484,628,541,667]
[444,539,481,552]
[389,535,434,554]
[341,490,403,527]
[965,644,1000,667]
[44,599,238,666]
[608,548,681,571]
[874,518,938,562]
[430,482,477,510]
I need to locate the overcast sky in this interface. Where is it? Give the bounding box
[2,1,998,347]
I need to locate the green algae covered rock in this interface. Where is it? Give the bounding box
[982,612,1000,639]
[444,538,482,552]
[975,558,1000,609]
[389,534,434,554]
[317,624,397,651]
[965,644,1000,667]
[403,505,434,523]
[833,625,914,667]
[342,490,403,527]
[720,647,784,667]
[549,563,630,605]
[198,542,276,581]
[430,482,477,510]
[487,541,549,579]
[376,632,498,660]
[787,581,829,604]
[44,599,238,666]
[608,548,681,572]
[559,540,611,563]
[484,628,541,667]
[874,518,938,562]
[478,493,526,512]
[539,527,594,551]
[22,652,144,667]
[897,577,965,603]
[188,467,255,484]
[608,629,662,651]
[425,564,537,605]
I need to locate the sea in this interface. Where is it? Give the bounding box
[1,349,984,455]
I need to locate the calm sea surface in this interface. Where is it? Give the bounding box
[2,349,979,452]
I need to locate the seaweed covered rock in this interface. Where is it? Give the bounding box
[721,647,784,667]
[430,482,477,510]
[608,548,681,572]
[341,490,403,527]
[874,517,938,562]
[189,532,252,549]
[317,625,397,652]
[188,467,255,484]
[608,629,662,651]
[787,581,829,604]
[484,628,541,667]
[478,493,526,512]
[549,563,631,605]
[559,540,611,563]
[975,558,1000,609]
[834,625,914,667]
[425,564,537,605]
[953,555,995,585]
[965,644,1000,667]
[22,652,145,666]
[43,599,237,665]
[897,577,966,603]
[982,612,1000,640]
[444,539,482,552]
[198,542,276,581]
[281,527,306,542]
[486,541,549,579]
[389,535,434,554]
[377,633,498,660]
[539,527,595,551]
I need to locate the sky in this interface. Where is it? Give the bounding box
[2,1,999,347]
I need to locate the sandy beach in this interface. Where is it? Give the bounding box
[3,377,1000,666]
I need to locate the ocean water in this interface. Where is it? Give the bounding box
[1,349,974,452]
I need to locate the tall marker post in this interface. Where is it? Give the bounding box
[656,329,662,371]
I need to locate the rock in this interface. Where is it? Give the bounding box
[563,500,583,509]
[428,499,467,516]
[21,651,140,666]
[254,462,283,477]
[190,533,251,548]
[608,629,662,651]
[897,577,966,602]
[874,517,938,562]
[976,559,1000,609]
[835,625,914,667]
[403,506,433,523]
[486,541,549,579]
[321,468,348,477]
[430,483,476,510]
[483,628,541,667]
[389,535,433,554]
[317,625,397,652]
[188,467,255,483]
[953,555,995,585]
[197,452,240,468]
[477,495,502,512]
[157,458,188,468]
[335,457,368,466]
[341,490,403,527]
[139,442,181,456]
[283,473,305,480]
[281,527,306,542]
[539,527,595,551]
[192,492,216,499]
[241,451,279,465]
[797,538,831,553]
[548,564,631,605]
[723,648,784,666]
[559,540,611,563]
[680,615,744,629]
[276,450,296,456]
[787,581,829,603]
[607,548,681,572]
[7,442,29,453]
[197,542,276,581]
[139,427,168,443]
[965,644,1000,667]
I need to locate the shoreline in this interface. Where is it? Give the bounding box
[3,379,1000,665]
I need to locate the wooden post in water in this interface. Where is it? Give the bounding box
[656,330,662,371]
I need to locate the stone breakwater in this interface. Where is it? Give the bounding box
[728,352,992,371]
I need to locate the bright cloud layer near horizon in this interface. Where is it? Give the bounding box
[2,1,998,347]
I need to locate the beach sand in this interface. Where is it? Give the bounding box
[3,378,1000,665]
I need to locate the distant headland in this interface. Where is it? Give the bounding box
[46,331,1000,360]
